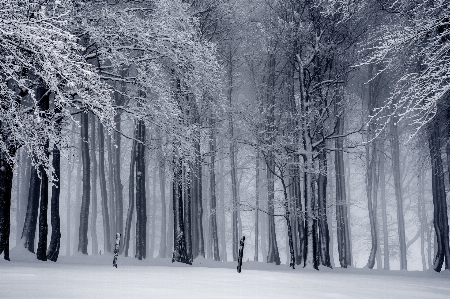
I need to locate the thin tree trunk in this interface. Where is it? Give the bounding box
[317,150,330,267]
[379,140,390,270]
[98,123,111,253]
[0,150,15,260]
[157,128,167,258]
[113,116,124,253]
[150,164,156,258]
[47,113,62,261]
[254,151,260,262]
[107,133,116,249]
[90,114,98,255]
[124,126,136,257]
[78,111,91,254]
[418,167,426,271]
[266,156,281,265]
[390,114,407,270]
[72,142,82,255]
[209,118,220,261]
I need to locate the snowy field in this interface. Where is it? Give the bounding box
[1,248,449,299]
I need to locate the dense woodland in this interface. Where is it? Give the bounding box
[0,0,450,273]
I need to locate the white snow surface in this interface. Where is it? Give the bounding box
[1,247,449,299]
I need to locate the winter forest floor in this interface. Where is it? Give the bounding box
[1,248,449,299]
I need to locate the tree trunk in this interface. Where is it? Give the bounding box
[135,120,146,260]
[90,114,98,255]
[78,111,91,254]
[184,165,193,263]
[22,162,40,253]
[379,139,390,270]
[72,142,82,255]
[47,113,62,261]
[219,150,227,261]
[418,167,427,271]
[0,150,15,260]
[16,150,30,244]
[150,164,156,258]
[317,150,331,267]
[124,126,136,257]
[266,156,281,265]
[390,114,407,270]
[429,119,450,271]
[209,119,220,261]
[365,135,378,269]
[254,151,260,262]
[98,123,111,253]
[156,128,167,258]
[106,133,116,249]
[113,116,124,253]
[172,154,190,264]
[334,105,351,268]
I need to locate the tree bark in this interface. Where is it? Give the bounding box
[78,111,91,254]
[156,128,167,258]
[135,120,146,260]
[317,150,331,267]
[254,151,260,262]
[98,123,111,253]
[172,154,190,264]
[0,150,15,260]
[124,126,136,257]
[106,133,116,249]
[390,114,407,270]
[209,118,220,261]
[47,112,62,261]
[334,103,351,268]
[22,162,41,253]
[379,139,390,270]
[429,119,450,271]
[90,113,98,255]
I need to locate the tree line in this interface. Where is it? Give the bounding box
[0,0,449,272]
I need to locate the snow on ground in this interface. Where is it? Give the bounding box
[1,248,449,299]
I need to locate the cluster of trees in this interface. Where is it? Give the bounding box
[1,0,449,273]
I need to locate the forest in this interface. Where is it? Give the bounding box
[1,1,450,294]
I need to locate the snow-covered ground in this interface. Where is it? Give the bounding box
[1,247,449,299]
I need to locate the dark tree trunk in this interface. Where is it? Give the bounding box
[135,120,146,260]
[47,112,62,261]
[266,157,280,265]
[184,165,193,263]
[334,97,352,268]
[0,150,15,260]
[237,236,245,273]
[98,123,111,253]
[22,162,41,253]
[36,88,50,261]
[36,147,48,261]
[124,126,136,257]
[78,111,91,254]
[90,114,98,255]
[317,150,331,267]
[172,155,190,264]
[113,116,124,253]
[429,119,450,271]
[106,133,116,249]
